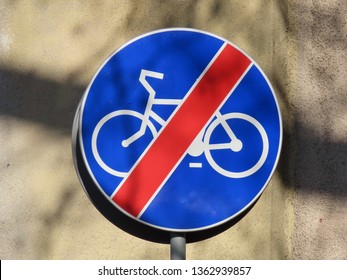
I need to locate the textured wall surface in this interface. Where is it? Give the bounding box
[292,0,347,259]
[0,0,345,260]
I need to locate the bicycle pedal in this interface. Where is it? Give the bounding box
[189,162,202,168]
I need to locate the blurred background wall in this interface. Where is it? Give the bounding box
[0,0,345,259]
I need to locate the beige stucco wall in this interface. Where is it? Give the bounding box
[0,0,345,259]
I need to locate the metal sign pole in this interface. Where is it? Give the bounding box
[170,232,186,260]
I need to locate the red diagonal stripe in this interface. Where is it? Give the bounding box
[112,43,251,217]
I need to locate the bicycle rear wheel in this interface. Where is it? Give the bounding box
[91,110,157,177]
[204,112,269,178]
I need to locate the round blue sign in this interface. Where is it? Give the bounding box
[79,28,282,231]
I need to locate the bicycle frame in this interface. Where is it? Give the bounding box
[122,70,181,147]
[122,69,242,153]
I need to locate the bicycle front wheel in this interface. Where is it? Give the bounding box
[204,112,269,178]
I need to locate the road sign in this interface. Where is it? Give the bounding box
[79,28,282,232]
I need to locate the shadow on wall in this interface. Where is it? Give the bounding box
[0,67,84,135]
[277,0,347,199]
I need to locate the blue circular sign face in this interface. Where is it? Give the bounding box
[79,28,282,232]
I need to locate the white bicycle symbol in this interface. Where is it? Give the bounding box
[92,69,269,178]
